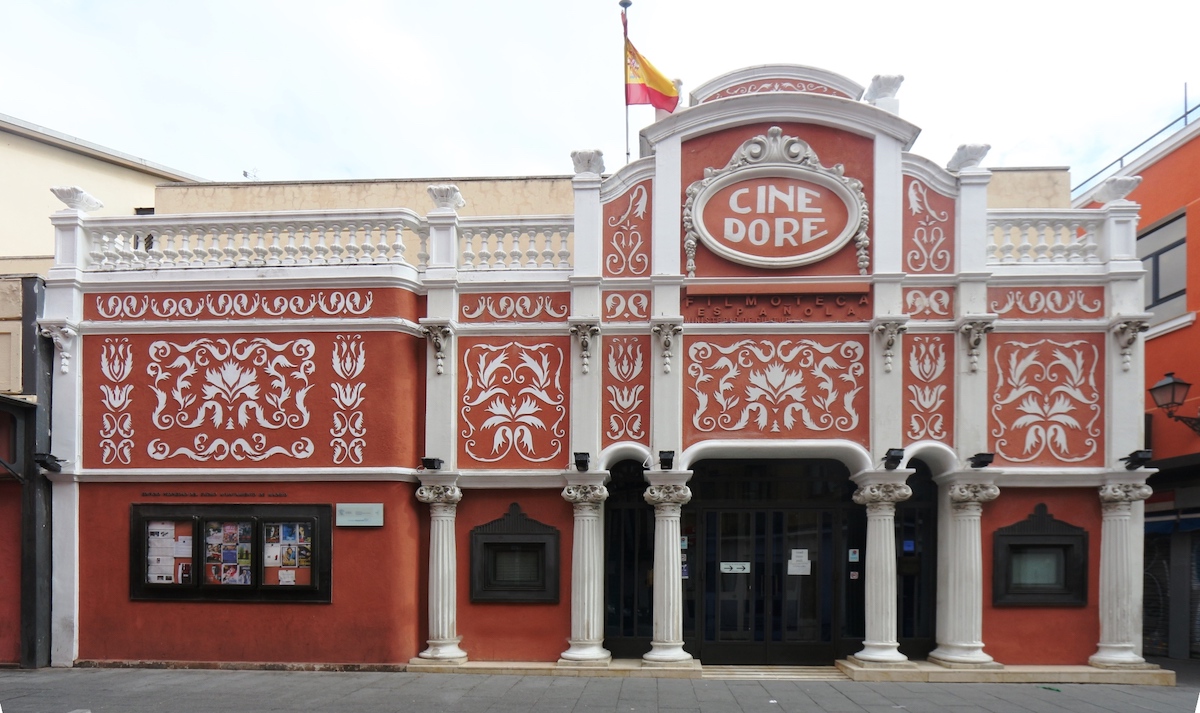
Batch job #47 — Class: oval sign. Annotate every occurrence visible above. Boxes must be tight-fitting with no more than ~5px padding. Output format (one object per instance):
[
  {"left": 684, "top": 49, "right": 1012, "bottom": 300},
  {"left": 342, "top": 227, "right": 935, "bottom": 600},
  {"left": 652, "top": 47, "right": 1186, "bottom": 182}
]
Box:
[{"left": 693, "top": 165, "right": 860, "bottom": 269}]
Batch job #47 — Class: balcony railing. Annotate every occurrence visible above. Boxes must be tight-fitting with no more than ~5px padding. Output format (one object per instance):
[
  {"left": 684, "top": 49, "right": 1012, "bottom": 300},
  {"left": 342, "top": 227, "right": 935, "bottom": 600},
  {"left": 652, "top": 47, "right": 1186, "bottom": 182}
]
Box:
[{"left": 985, "top": 210, "right": 1104, "bottom": 264}]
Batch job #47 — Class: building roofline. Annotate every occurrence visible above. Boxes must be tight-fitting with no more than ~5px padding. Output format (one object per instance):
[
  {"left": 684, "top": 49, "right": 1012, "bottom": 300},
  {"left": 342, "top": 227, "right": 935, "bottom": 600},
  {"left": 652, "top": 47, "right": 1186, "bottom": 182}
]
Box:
[
  {"left": 161, "top": 175, "right": 576, "bottom": 189},
  {"left": 0, "top": 111, "right": 206, "bottom": 183},
  {"left": 1072, "top": 117, "right": 1200, "bottom": 208}
]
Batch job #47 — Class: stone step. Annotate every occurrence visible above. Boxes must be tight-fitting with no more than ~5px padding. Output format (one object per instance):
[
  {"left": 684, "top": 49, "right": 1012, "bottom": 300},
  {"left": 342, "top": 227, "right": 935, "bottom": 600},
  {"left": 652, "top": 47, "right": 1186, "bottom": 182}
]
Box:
[{"left": 701, "top": 665, "right": 849, "bottom": 681}]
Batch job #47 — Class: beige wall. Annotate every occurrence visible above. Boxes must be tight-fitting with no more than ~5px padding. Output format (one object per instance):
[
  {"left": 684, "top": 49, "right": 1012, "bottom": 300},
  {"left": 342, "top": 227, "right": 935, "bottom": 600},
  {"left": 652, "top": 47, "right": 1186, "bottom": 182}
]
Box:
[
  {"left": 0, "top": 131, "right": 184, "bottom": 260},
  {"left": 986, "top": 167, "right": 1071, "bottom": 209},
  {"left": 155, "top": 177, "right": 575, "bottom": 216}
]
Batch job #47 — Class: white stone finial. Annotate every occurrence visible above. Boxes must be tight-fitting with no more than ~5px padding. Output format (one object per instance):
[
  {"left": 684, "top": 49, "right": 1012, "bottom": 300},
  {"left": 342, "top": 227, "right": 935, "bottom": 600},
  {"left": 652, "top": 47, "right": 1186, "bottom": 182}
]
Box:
[
  {"left": 571, "top": 150, "right": 605, "bottom": 176},
  {"left": 50, "top": 186, "right": 103, "bottom": 212},
  {"left": 864, "top": 74, "right": 903, "bottom": 102},
  {"left": 1092, "top": 175, "right": 1142, "bottom": 204},
  {"left": 427, "top": 184, "right": 465, "bottom": 211},
  {"left": 946, "top": 144, "right": 991, "bottom": 172}
]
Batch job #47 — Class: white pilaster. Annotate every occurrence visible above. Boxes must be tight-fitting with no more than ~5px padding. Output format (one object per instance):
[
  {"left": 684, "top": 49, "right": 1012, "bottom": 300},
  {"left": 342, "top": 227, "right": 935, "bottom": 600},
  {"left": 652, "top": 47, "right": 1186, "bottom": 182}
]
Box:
[
  {"left": 1089, "top": 481, "right": 1153, "bottom": 668},
  {"left": 414, "top": 479, "right": 468, "bottom": 663},
  {"left": 850, "top": 472, "right": 914, "bottom": 665},
  {"left": 559, "top": 480, "right": 611, "bottom": 664},
  {"left": 929, "top": 479, "right": 999, "bottom": 667},
  {"left": 642, "top": 476, "right": 693, "bottom": 665}
]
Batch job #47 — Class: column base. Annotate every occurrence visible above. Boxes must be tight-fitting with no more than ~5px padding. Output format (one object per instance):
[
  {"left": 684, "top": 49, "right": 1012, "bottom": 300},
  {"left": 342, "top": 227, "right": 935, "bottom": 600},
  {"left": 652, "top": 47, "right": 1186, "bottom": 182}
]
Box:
[
  {"left": 642, "top": 641, "right": 694, "bottom": 666},
  {"left": 1089, "top": 645, "right": 1157, "bottom": 669},
  {"left": 847, "top": 654, "right": 917, "bottom": 669},
  {"left": 850, "top": 641, "right": 913, "bottom": 667},
  {"left": 559, "top": 640, "right": 612, "bottom": 665},
  {"left": 928, "top": 654, "right": 1002, "bottom": 669},
  {"left": 927, "top": 645, "right": 999, "bottom": 668},
  {"left": 417, "top": 636, "right": 468, "bottom": 663}
]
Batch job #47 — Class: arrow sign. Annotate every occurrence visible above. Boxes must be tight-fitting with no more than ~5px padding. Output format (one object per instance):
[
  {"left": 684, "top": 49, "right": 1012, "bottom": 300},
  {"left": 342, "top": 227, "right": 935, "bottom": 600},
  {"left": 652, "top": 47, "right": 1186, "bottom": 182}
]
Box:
[{"left": 720, "top": 562, "right": 751, "bottom": 574}]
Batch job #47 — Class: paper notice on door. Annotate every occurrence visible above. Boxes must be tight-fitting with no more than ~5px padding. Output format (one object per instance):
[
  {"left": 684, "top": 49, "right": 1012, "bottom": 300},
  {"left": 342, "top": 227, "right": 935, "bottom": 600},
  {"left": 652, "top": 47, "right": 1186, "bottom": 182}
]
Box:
[
  {"left": 787, "top": 559, "right": 812, "bottom": 576},
  {"left": 790, "top": 549, "right": 809, "bottom": 563}
]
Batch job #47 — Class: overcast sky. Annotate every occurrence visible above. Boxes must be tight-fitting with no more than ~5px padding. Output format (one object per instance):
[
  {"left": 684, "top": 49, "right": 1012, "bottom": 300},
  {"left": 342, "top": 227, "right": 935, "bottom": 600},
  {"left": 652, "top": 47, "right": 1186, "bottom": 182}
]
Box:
[{"left": 2, "top": 0, "right": 1195, "bottom": 192}]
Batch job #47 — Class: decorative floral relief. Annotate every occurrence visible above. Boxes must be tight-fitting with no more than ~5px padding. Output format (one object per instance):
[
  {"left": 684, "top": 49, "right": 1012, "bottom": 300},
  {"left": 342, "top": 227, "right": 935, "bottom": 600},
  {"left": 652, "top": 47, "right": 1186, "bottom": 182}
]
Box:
[
  {"left": 460, "top": 341, "right": 567, "bottom": 465},
  {"left": 905, "top": 336, "right": 952, "bottom": 442},
  {"left": 686, "top": 338, "right": 866, "bottom": 440},
  {"left": 330, "top": 335, "right": 367, "bottom": 464},
  {"left": 604, "top": 337, "right": 649, "bottom": 444},
  {"left": 604, "top": 182, "right": 651, "bottom": 277},
  {"left": 991, "top": 337, "right": 1102, "bottom": 465},
  {"left": 904, "top": 178, "right": 953, "bottom": 273},
  {"left": 460, "top": 293, "right": 570, "bottom": 322},
  {"left": 603, "top": 291, "right": 650, "bottom": 321},
  {"left": 989, "top": 288, "right": 1104, "bottom": 318},
  {"left": 95, "top": 291, "right": 374, "bottom": 320},
  {"left": 705, "top": 80, "right": 846, "bottom": 101},
  {"left": 99, "top": 338, "right": 135, "bottom": 465},
  {"left": 145, "top": 337, "right": 316, "bottom": 462},
  {"left": 903, "top": 288, "right": 953, "bottom": 318}
]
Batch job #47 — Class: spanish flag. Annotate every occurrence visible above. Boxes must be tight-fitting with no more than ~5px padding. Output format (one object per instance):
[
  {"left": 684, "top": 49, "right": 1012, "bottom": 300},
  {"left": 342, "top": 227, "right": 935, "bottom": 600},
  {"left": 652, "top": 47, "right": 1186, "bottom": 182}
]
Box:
[{"left": 623, "top": 15, "right": 679, "bottom": 113}]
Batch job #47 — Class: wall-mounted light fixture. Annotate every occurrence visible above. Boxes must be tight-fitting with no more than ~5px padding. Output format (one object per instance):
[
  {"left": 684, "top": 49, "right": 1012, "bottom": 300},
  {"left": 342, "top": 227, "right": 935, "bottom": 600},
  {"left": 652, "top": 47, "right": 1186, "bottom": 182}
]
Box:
[
  {"left": 421, "top": 457, "right": 444, "bottom": 471},
  {"left": 968, "top": 453, "right": 995, "bottom": 469},
  {"left": 883, "top": 448, "right": 905, "bottom": 471},
  {"left": 574, "top": 452, "right": 590, "bottom": 472},
  {"left": 1120, "top": 449, "right": 1153, "bottom": 470},
  {"left": 659, "top": 450, "right": 675, "bottom": 470},
  {"left": 1149, "top": 372, "right": 1200, "bottom": 435}
]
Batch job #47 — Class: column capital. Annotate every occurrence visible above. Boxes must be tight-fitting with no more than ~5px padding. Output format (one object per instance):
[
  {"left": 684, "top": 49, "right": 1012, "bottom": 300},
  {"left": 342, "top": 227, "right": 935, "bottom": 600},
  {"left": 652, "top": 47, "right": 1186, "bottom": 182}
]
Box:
[
  {"left": 852, "top": 482, "right": 912, "bottom": 506},
  {"left": 563, "top": 483, "right": 608, "bottom": 505},
  {"left": 949, "top": 482, "right": 1000, "bottom": 507},
  {"left": 1098, "top": 482, "right": 1151, "bottom": 512},
  {"left": 416, "top": 484, "right": 462, "bottom": 505},
  {"left": 645, "top": 483, "right": 691, "bottom": 506}
]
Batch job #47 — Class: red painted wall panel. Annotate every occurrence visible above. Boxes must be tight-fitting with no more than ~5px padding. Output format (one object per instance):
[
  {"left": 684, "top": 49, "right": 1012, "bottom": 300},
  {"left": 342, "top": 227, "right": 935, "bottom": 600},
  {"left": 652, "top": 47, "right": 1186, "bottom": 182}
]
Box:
[
  {"left": 981, "top": 488, "right": 1101, "bottom": 664},
  {"left": 0, "top": 481, "right": 21, "bottom": 664},
  {"left": 77, "top": 481, "right": 423, "bottom": 665},
  {"left": 454, "top": 489, "right": 573, "bottom": 661}
]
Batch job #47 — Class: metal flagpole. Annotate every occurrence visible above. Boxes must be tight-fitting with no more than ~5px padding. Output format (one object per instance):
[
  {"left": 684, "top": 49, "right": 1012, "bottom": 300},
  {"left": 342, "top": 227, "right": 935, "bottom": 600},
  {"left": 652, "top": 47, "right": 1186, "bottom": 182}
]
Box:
[{"left": 621, "top": 0, "right": 631, "bottom": 164}]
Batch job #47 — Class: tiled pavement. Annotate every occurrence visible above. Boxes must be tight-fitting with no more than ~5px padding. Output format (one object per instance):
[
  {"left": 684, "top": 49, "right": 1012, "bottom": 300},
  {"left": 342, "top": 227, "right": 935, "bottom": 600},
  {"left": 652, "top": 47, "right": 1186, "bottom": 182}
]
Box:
[{"left": 0, "top": 662, "right": 1197, "bottom": 713}]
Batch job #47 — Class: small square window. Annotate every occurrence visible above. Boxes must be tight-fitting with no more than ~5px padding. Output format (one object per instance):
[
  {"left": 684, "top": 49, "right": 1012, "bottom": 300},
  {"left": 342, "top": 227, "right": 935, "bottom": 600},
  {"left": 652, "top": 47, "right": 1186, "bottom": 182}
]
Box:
[
  {"left": 993, "top": 504, "right": 1087, "bottom": 607},
  {"left": 470, "top": 503, "right": 559, "bottom": 603}
]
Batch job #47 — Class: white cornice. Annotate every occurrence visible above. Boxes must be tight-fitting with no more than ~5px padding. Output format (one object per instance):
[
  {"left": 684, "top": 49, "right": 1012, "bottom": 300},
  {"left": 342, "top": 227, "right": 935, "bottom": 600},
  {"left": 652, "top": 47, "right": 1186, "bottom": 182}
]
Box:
[
  {"left": 0, "top": 111, "right": 205, "bottom": 183},
  {"left": 902, "top": 153, "right": 959, "bottom": 196},
  {"left": 600, "top": 157, "right": 655, "bottom": 203},
  {"left": 640, "top": 93, "right": 921, "bottom": 151},
  {"left": 689, "top": 64, "right": 865, "bottom": 105}
]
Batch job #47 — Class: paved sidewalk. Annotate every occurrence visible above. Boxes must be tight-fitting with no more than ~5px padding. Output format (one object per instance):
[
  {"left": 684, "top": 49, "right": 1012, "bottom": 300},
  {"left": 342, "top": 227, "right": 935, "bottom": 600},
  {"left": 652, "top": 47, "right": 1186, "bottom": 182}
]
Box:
[{"left": 1, "top": 666, "right": 1197, "bottom": 713}]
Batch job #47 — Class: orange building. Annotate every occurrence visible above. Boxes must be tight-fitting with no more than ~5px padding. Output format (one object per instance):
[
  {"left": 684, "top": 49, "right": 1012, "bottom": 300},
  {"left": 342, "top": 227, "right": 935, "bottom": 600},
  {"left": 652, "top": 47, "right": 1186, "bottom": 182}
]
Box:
[
  {"left": 28, "top": 64, "right": 1170, "bottom": 682},
  {"left": 1076, "top": 108, "right": 1200, "bottom": 662}
]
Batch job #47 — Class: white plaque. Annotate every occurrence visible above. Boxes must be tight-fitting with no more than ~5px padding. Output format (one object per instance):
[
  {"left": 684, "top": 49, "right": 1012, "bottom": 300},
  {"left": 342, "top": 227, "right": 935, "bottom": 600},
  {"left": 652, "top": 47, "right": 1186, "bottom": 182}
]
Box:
[
  {"left": 787, "top": 559, "right": 812, "bottom": 576},
  {"left": 720, "top": 562, "right": 751, "bottom": 574},
  {"left": 790, "top": 548, "right": 809, "bottom": 562},
  {"left": 336, "top": 503, "right": 384, "bottom": 527}
]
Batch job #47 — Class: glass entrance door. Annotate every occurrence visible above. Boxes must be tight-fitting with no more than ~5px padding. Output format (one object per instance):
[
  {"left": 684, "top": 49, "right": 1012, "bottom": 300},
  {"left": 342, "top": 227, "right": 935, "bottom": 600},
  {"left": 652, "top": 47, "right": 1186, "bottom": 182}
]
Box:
[{"left": 700, "top": 508, "right": 837, "bottom": 664}]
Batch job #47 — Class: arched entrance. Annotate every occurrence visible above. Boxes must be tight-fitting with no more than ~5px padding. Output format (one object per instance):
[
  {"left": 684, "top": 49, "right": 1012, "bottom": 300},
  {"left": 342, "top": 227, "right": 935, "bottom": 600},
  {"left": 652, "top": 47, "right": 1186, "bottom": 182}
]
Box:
[{"left": 602, "top": 457, "right": 936, "bottom": 665}]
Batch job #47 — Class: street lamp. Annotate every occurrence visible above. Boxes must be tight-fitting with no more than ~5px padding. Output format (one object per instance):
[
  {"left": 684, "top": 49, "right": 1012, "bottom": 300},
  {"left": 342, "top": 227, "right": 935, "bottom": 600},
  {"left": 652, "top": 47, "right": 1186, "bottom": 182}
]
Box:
[{"left": 1148, "top": 372, "right": 1200, "bottom": 435}]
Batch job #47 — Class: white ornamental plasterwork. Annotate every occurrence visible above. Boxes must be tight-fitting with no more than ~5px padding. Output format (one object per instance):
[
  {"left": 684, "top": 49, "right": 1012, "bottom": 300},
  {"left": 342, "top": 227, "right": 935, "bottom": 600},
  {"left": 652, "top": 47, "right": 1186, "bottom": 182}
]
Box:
[
  {"left": 606, "top": 337, "right": 646, "bottom": 442},
  {"left": 145, "top": 337, "right": 316, "bottom": 462},
  {"left": 905, "top": 180, "right": 951, "bottom": 272},
  {"left": 95, "top": 291, "right": 374, "bottom": 320},
  {"left": 605, "top": 184, "right": 650, "bottom": 276},
  {"left": 688, "top": 339, "right": 865, "bottom": 434},
  {"left": 99, "top": 337, "right": 135, "bottom": 465},
  {"left": 460, "top": 342, "right": 566, "bottom": 463},
  {"left": 461, "top": 295, "right": 569, "bottom": 321},
  {"left": 906, "top": 337, "right": 948, "bottom": 441},
  {"left": 904, "top": 289, "right": 952, "bottom": 318},
  {"left": 603, "top": 292, "right": 649, "bottom": 321},
  {"left": 991, "top": 339, "right": 1102, "bottom": 464},
  {"left": 990, "top": 289, "right": 1103, "bottom": 317},
  {"left": 707, "top": 81, "right": 844, "bottom": 101},
  {"left": 330, "top": 335, "right": 367, "bottom": 464}
]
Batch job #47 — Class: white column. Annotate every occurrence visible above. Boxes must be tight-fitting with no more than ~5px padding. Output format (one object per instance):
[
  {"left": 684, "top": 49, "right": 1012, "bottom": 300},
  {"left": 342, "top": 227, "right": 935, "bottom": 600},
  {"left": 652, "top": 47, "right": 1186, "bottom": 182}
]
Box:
[
  {"left": 851, "top": 477, "right": 913, "bottom": 665},
  {"left": 1090, "top": 481, "right": 1153, "bottom": 667},
  {"left": 560, "top": 482, "right": 611, "bottom": 664},
  {"left": 642, "top": 482, "right": 693, "bottom": 665},
  {"left": 414, "top": 482, "right": 468, "bottom": 663},
  {"left": 929, "top": 481, "right": 999, "bottom": 667}
]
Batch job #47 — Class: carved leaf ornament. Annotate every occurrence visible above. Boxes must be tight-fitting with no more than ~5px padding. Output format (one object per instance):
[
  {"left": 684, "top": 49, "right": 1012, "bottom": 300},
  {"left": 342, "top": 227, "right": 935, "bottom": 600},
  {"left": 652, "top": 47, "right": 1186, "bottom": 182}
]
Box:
[{"left": 683, "top": 126, "right": 869, "bottom": 276}]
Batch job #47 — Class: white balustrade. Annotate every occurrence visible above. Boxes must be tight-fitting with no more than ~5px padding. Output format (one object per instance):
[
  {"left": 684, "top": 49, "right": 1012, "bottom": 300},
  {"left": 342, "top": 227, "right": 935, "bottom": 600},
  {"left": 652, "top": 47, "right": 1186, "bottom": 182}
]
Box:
[
  {"left": 457, "top": 217, "right": 572, "bottom": 271},
  {"left": 985, "top": 210, "right": 1103, "bottom": 264},
  {"left": 70, "top": 210, "right": 575, "bottom": 274}
]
